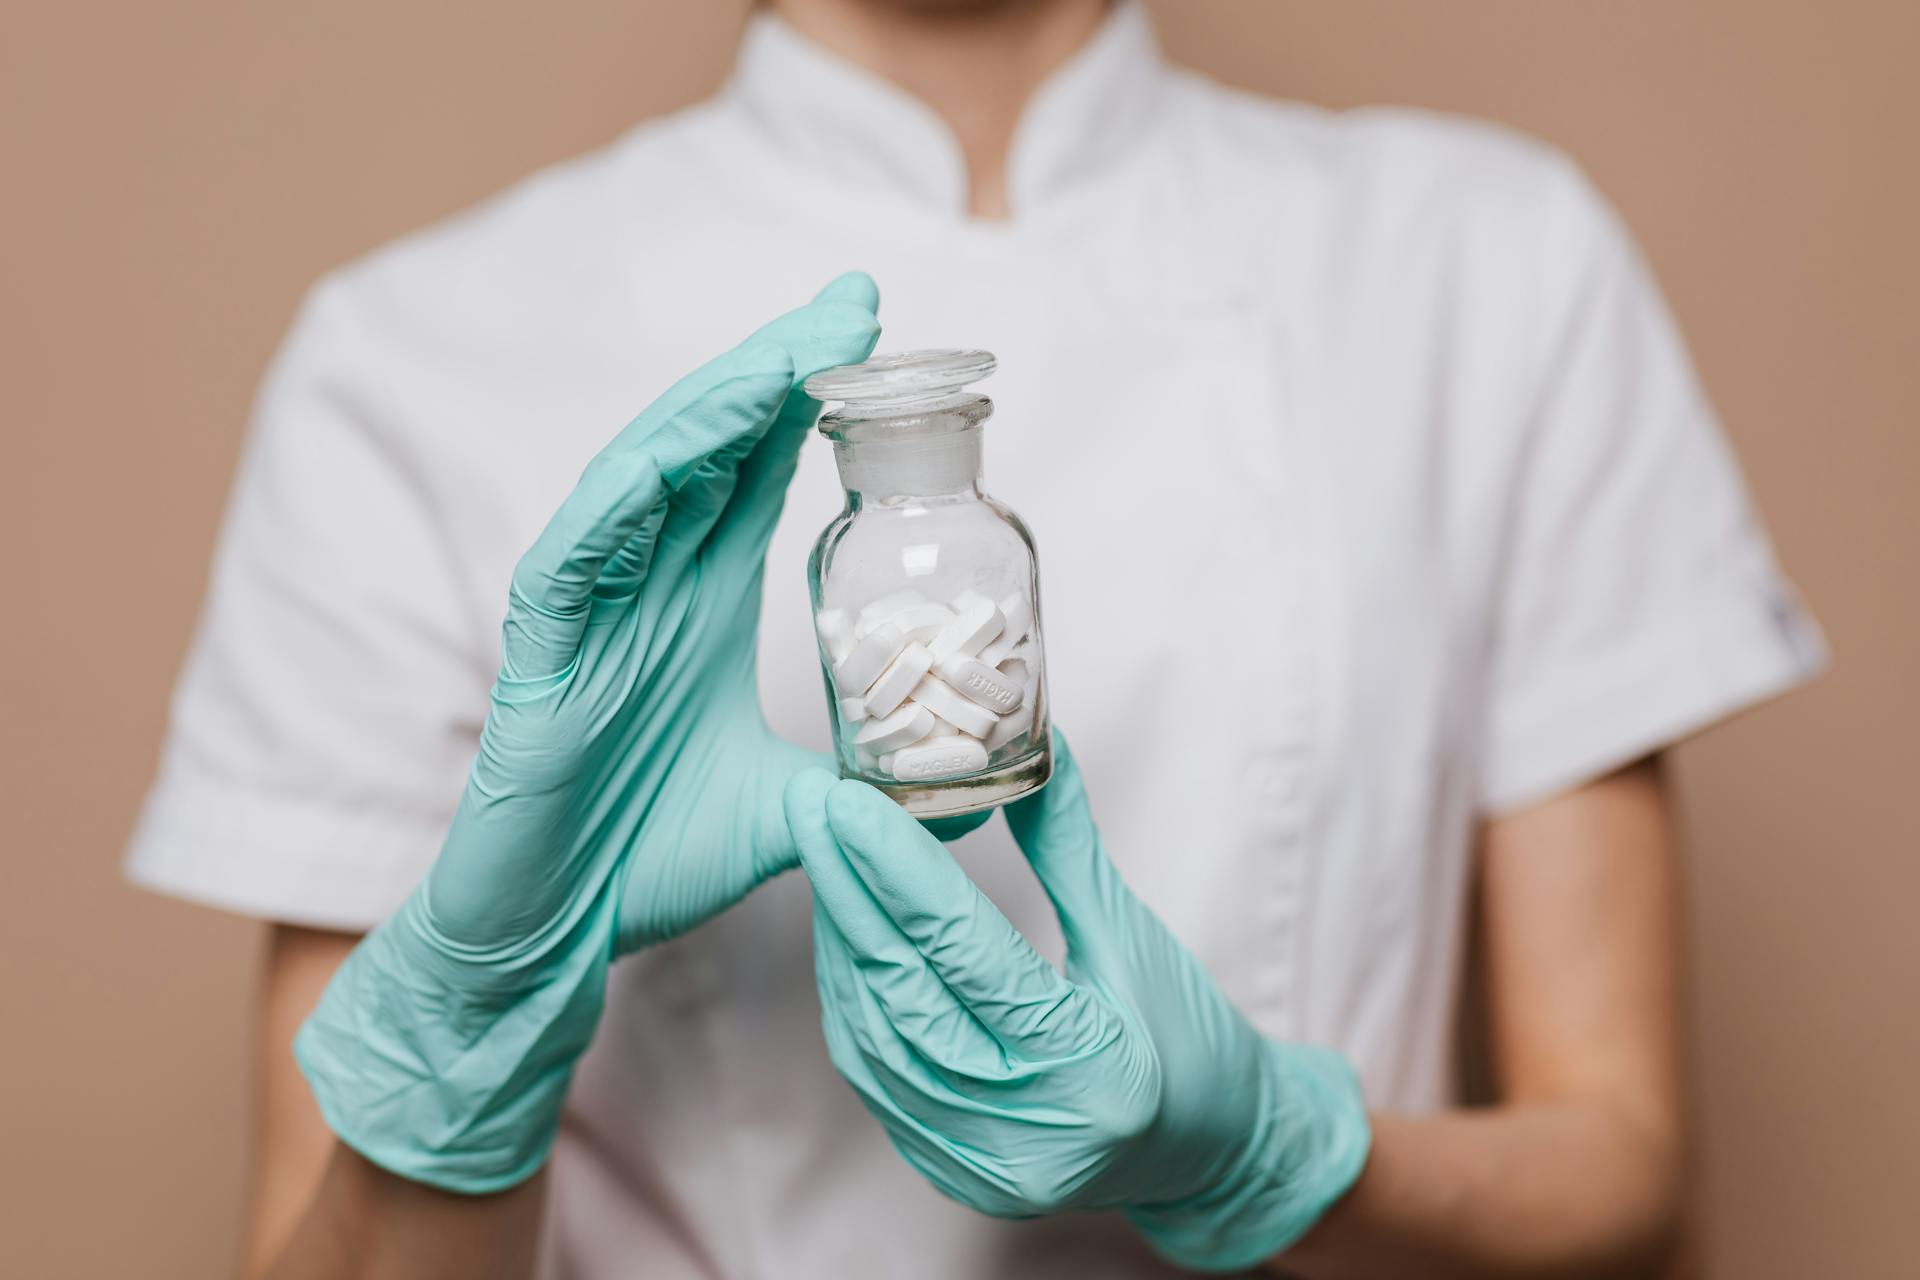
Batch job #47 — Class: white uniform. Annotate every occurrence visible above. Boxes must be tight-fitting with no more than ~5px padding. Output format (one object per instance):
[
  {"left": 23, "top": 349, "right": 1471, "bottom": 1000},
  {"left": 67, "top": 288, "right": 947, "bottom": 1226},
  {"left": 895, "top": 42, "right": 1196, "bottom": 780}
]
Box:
[{"left": 126, "top": 6, "right": 1823, "bottom": 1276}]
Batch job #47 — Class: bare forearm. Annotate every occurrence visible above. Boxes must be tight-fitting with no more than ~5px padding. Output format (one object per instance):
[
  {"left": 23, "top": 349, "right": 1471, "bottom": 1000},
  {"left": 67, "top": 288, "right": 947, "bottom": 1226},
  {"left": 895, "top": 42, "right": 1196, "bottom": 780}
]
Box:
[
  {"left": 262, "top": 1144, "right": 545, "bottom": 1280},
  {"left": 1279, "top": 760, "right": 1691, "bottom": 1277},
  {"left": 1278, "top": 1105, "right": 1682, "bottom": 1279}
]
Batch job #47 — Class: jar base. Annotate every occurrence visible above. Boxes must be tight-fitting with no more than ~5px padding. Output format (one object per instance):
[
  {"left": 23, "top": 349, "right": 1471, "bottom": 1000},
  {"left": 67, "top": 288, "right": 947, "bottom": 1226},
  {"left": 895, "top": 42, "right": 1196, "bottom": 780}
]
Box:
[{"left": 865, "top": 743, "right": 1053, "bottom": 819}]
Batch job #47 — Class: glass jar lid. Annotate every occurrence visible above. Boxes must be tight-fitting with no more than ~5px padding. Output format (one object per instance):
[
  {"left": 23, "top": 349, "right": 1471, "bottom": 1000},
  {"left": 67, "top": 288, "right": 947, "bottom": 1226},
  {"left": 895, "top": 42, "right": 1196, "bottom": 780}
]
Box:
[{"left": 805, "top": 348, "right": 996, "bottom": 407}]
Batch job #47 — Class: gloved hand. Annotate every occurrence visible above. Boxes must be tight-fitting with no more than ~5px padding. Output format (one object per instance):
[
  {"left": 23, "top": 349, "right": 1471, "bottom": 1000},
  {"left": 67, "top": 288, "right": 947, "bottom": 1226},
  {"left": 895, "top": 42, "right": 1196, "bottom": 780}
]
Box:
[
  {"left": 294, "top": 274, "right": 881, "bottom": 1192},
  {"left": 788, "top": 732, "right": 1371, "bottom": 1271}
]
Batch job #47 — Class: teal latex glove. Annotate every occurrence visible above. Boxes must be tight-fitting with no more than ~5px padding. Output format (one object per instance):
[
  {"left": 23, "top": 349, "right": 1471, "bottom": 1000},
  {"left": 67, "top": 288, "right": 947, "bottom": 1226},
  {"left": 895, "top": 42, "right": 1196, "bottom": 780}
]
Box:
[
  {"left": 788, "top": 732, "right": 1371, "bottom": 1271},
  {"left": 294, "top": 274, "right": 881, "bottom": 1193}
]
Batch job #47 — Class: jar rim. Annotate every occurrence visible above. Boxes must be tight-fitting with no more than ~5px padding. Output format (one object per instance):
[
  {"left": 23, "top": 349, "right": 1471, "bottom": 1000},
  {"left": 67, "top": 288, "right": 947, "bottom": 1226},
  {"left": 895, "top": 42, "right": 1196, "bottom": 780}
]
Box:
[{"left": 804, "top": 348, "right": 996, "bottom": 406}]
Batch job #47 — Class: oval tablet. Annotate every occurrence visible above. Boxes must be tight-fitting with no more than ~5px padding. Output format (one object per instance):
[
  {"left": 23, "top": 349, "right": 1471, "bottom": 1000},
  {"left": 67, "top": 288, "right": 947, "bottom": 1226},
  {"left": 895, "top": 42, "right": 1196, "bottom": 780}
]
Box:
[
  {"left": 832, "top": 624, "right": 907, "bottom": 696},
  {"left": 975, "top": 632, "right": 1016, "bottom": 667},
  {"left": 935, "top": 655, "right": 1024, "bottom": 714},
  {"left": 816, "top": 609, "right": 856, "bottom": 664},
  {"left": 882, "top": 601, "right": 955, "bottom": 644},
  {"left": 991, "top": 637, "right": 1038, "bottom": 673},
  {"left": 837, "top": 696, "right": 868, "bottom": 722},
  {"left": 891, "top": 737, "right": 989, "bottom": 782},
  {"left": 862, "top": 642, "right": 934, "bottom": 718},
  {"left": 976, "top": 592, "right": 1032, "bottom": 665},
  {"left": 928, "top": 598, "right": 1005, "bottom": 663},
  {"left": 909, "top": 675, "right": 998, "bottom": 738},
  {"left": 984, "top": 702, "right": 1035, "bottom": 753},
  {"left": 997, "top": 591, "right": 1033, "bottom": 643},
  {"left": 853, "top": 702, "right": 936, "bottom": 752},
  {"left": 855, "top": 588, "right": 927, "bottom": 638}
]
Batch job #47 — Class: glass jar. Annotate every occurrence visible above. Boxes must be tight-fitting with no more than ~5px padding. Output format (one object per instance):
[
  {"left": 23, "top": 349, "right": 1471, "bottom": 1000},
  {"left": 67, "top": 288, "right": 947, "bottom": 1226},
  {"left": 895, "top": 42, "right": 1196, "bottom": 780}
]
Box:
[{"left": 802, "top": 349, "right": 1051, "bottom": 818}]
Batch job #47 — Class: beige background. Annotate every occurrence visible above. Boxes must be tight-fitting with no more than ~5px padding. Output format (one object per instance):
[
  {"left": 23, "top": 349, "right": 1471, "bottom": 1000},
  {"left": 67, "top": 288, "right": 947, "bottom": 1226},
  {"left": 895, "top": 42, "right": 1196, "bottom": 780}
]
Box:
[{"left": 3, "top": 2, "right": 1914, "bottom": 1275}]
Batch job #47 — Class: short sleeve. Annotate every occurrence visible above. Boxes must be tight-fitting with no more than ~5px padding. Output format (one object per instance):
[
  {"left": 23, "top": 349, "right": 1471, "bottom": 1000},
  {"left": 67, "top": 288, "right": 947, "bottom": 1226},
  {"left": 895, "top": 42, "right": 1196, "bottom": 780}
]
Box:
[
  {"left": 125, "top": 277, "right": 490, "bottom": 928},
  {"left": 1477, "top": 163, "right": 1826, "bottom": 813}
]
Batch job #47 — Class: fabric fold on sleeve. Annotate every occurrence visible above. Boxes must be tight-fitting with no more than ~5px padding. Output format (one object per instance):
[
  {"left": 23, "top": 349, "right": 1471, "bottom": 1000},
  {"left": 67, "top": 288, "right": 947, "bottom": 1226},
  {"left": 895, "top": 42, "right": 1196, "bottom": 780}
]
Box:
[
  {"left": 1474, "top": 155, "right": 1826, "bottom": 814},
  {"left": 125, "top": 765, "right": 455, "bottom": 929},
  {"left": 124, "top": 273, "right": 488, "bottom": 928},
  {"left": 1479, "top": 577, "right": 1825, "bottom": 814}
]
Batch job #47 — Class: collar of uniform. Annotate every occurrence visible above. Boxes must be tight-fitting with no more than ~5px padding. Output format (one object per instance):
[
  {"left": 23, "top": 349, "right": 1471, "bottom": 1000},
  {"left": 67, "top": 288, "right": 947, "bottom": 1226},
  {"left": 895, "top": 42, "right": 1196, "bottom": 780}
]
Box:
[{"left": 725, "top": 1, "right": 1167, "bottom": 219}]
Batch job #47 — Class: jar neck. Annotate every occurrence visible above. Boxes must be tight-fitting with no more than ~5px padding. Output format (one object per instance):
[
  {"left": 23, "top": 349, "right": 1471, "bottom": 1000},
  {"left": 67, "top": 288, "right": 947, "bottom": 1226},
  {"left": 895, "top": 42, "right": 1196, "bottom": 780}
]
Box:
[
  {"left": 821, "top": 394, "right": 991, "bottom": 504},
  {"left": 833, "top": 429, "right": 984, "bottom": 503}
]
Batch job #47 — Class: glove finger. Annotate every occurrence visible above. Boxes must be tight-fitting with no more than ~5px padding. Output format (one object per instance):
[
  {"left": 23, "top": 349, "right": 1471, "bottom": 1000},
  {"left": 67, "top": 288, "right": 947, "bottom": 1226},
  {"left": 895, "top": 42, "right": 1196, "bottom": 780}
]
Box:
[
  {"left": 823, "top": 779, "right": 1112, "bottom": 1061},
  {"left": 1003, "top": 729, "right": 1132, "bottom": 960},
  {"left": 641, "top": 445, "right": 761, "bottom": 598},
  {"left": 814, "top": 888, "right": 1020, "bottom": 1085},
  {"left": 809, "top": 906, "right": 1023, "bottom": 1211},
  {"left": 591, "top": 500, "right": 669, "bottom": 602},
  {"left": 509, "top": 281, "right": 878, "bottom": 660},
  {"left": 595, "top": 286, "right": 874, "bottom": 481},
  {"left": 705, "top": 273, "right": 881, "bottom": 574},
  {"left": 810, "top": 268, "right": 883, "bottom": 311},
  {"left": 501, "top": 344, "right": 793, "bottom": 678},
  {"left": 788, "top": 770, "right": 1002, "bottom": 1069},
  {"left": 650, "top": 290, "right": 880, "bottom": 593},
  {"left": 593, "top": 278, "right": 850, "bottom": 600}
]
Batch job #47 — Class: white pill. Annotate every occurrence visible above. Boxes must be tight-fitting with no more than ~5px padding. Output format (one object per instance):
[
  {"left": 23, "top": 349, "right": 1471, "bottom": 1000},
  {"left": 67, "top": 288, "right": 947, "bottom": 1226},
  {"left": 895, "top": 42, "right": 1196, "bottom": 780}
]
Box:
[
  {"left": 909, "top": 675, "right": 999, "bottom": 738},
  {"left": 855, "top": 588, "right": 927, "bottom": 637},
  {"left": 832, "top": 624, "right": 907, "bottom": 696},
  {"left": 853, "top": 744, "right": 882, "bottom": 772},
  {"left": 882, "top": 601, "right": 955, "bottom": 644},
  {"left": 976, "top": 632, "right": 1016, "bottom": 667},
  {"left": 891, "top": 736, "right": 989, "bottom": 782},
  {"left": 837, "top": 695, "right": 868, "bottom": 722},
  {"left": 854, "top": 702, "right": 936, "bottom": 752},
  {"left": 984, "top": 637, "right": 1037, "bottom": 674},
  {"left": 976, "top": 593, "right": 1031, "bottom": 664},
  {"left": 984, "top": 702, "right": 1035, "bottom": 753},
  {"left": 934, "top": 655, "right": 1025, "bottom": 714},
  {"left": 995, "top": 657, "right": 1031, "bottom": 690},
  {"left": 816, "top": 609, "right": 856, "bottom": 663},
  {"left": 950, "top": 587, "right": 990, "bottom": 613},
  {"left": 997, "top": 591, "right": 1033, "bottom": 643},
  {"left": 930, "top": 720, "right": 960, "bottom": 738},
  {"left": 928, "top": 598, "right": 1004, "bottom": 663},
  {"left": 862, "top": 642, "right": 934, "bottom": 718}
]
